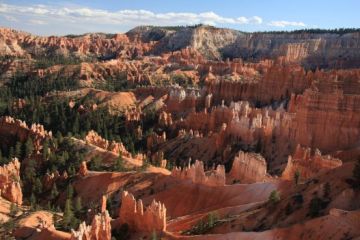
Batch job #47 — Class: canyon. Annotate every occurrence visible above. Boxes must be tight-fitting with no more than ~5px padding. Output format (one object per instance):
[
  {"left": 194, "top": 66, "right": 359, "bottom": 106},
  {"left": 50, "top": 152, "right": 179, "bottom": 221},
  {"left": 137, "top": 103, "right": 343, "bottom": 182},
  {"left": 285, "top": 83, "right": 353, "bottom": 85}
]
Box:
[{"left": 0, "top": 25, "right": 359, "bottom": 240}]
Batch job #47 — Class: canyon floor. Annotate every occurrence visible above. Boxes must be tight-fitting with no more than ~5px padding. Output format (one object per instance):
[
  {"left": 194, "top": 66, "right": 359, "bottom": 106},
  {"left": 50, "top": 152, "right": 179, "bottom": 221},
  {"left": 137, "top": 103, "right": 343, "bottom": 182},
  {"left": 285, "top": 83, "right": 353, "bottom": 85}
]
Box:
[{"left": 0, "top": 25, "right": 360, "bottom": 240}]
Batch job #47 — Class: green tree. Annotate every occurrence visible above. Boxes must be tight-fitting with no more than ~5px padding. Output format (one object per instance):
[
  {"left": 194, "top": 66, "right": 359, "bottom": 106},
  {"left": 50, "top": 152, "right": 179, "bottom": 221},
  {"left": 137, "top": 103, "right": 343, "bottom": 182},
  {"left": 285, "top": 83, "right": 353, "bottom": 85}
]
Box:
[
  {"left": 15, "top": 141, "right": 22, "bottom": 159},
  {"left": 30, "top": 193, "right": 36, "bottom": 210},
  {"left": 309, "top": 195, "right": 322, "bottom": 217},
  {"left": 208, "top": 211, "right": 218, "bottom": 228},
  {"left": 63, "top": 198, "right": 74, "bottom": 229},
  {"left": 33, "top": 177, "right": 43, "bottom": 195},
  {"left": 50, "top": 183, "right": 59, "bottom": 200},
  {"left": 8, "top": 147, "right": 14, "bottom": 159},
  {"left": 66, "top": 185, "right": 74, "bottom": 199},
  {"left": 294, "top": 170, "right": 300, "bottom": 185},
  {"left": 114, "top": 152, "right": 125, "bottom": 171},
  {"left": 353, "top": 158, "right": 360, "bottom": 187},
  {"left": 42, "top": 139, "right": 49, "bottom": 160},
  {"left": 25, "top": 158, "right": 36, "bottom": 181},
  {"left": 25, "top": 138, "right": 34, "bottom": 157},
  {"left": 90, "top": 156, "right": 102, "bottom": 170},
  {"left": 74, "top": 197, "right": 82, "bottom": 214},
  {"left": 323, "top": 182, "right": 331, "bottom": 199},
  {"left": 9, "top": 203, "right": 18, "bottom": 217},
  {"left": 268, "top": 190, "right": 281, "bottom": 204},
  {"left": 152, "top": 230, "right": 158, "bottom": 240}
]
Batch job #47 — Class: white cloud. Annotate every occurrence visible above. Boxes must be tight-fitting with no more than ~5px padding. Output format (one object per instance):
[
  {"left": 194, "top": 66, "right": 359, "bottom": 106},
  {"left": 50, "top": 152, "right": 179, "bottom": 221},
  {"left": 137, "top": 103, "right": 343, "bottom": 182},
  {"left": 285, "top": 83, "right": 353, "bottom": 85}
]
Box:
[
  {"left": 268, "top": 21, "right": 306, "bottom": 28},
  {"left": 0, "top": 2, "right": 306, "bottom": 34},
  {"left": 0, "top": 3, "right": 263, "bottom": 28},
  {"left": 3, "top": 15, "right": 18, "bottom": 22},
  {"left": 28, "top": 19, "right": 46, "bottom": 25}
]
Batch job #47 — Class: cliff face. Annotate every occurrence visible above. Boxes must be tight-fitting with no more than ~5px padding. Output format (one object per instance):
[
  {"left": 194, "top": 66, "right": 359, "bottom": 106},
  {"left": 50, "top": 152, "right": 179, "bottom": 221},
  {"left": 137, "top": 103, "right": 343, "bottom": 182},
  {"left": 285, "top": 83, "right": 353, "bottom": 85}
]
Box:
[
  {"left": 71, "top": 210, "right": 112, "bottom": 240},
  {"left": 119, "top": 191, "right": 166, "bottom": 233},
  {"left": 171, "top": 160, "right": 226, "bottom": 187},
  {"left": 289, "top": 71, "right": 360, "bottom": 151},
  {"left": 0, "top": 158, "right": 23, "bottom": 205},
  {"left": 3, "top": 26, "right": 360, "bottom": 69},
  {"left": 229, "top": 151, "right": 267, "bottom": 183},
  {"left": 282, "top": 145, "right": 342, "bottom": 181},
  {"left": 0, "top": 116, "right": 52, "bottom": 152},
  {"left": 85, "top": 130, "right": 129, "bottom": 156},
  {"left": 223, "top": 32, "right": 360, "bottom": 68},
  {"left": 0, "top": 28, "right": 149, "bottom": 60}
]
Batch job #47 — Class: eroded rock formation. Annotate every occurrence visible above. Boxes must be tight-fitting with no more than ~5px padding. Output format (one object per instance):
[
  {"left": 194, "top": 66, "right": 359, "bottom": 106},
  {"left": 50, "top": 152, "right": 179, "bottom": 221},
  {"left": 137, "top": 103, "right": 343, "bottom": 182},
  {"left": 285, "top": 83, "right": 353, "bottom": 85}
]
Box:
[
  {"left": 282, "top": 145, "right": 343, "bottom": 181},
  {"left": 0, "top": 158, "right": 23, "bottom": 205},
  {"left": 229, "top": 151, "right": 267, "bottom": 183},
  {"left": 0, "top": 116, "right": 52, "bottom": 152},
  {"left": 119, "top": 191, "right": 166, "bottom": 233},
  {"left": 85, "top": 130, "right": 129, "bottom": 156},
  {"left": 79, "top": 161, "right": 88, "bottom": 177},
  {"left": 171, "top": 160, "right": 226, "bottom": 186},
  {"left": 71, "top": 210, "right": 112, "bottom": 240}
]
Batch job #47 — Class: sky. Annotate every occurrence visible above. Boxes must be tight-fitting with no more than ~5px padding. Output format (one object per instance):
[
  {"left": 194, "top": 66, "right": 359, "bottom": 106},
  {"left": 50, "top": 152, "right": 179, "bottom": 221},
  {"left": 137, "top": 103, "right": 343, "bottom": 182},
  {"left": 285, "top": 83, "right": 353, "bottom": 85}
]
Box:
[{"left": 0, "top": 0, "right": 359, "bottom": 36}]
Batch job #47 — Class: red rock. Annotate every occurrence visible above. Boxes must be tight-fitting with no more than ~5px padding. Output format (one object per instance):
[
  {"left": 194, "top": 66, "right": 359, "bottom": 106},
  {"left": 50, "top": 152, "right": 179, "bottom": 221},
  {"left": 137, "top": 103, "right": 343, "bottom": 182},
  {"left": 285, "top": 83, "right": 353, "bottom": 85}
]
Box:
[
  {"left": 0, "top": 116, "right": 52, "bottom": 152},
  {"left": 0, "top": 158, "right": 23, "bottom": 205},
  {"left": 71, "top": 210, "right": 112, "bottom": 240},
  {"left": 171, "top": 160, "right": 226, "bottom": 187},
  {"left": 119, "top": 191, "right": 166, "bottom": 233},
  {"left": 229, "top": 151, "right": 267, "bottom": 183},
  {"left": 282, "top": 145, "right": 342, "bottom": 181},
  {"left": 85, "top": 130, "right": 129, "bottom": 156},
  {"left": 79, "top": 161, "right": 88, "bottom": 177}
]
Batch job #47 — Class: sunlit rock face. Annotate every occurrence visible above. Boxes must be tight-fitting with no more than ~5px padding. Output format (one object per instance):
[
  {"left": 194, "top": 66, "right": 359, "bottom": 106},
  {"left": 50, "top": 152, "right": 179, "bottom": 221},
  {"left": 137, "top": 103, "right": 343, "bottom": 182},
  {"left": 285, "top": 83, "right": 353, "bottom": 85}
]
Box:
[
  {"left": 118, "top": 191, "right": 167, "bottom": 233},
  {"left": 71, "top": 210, "right": 112, "bottom": 240},
  {"left": 0, "top": 158, "right": 23, "bottom": 205},
  {"left": 171, "top": 160, "right": 226, "bottom": 186},
  {"left": 229, "top": 151, "right": 267, "bottom": 183},
  {"left": 282, "top": 145, "right": 342, "bottom": 181}
]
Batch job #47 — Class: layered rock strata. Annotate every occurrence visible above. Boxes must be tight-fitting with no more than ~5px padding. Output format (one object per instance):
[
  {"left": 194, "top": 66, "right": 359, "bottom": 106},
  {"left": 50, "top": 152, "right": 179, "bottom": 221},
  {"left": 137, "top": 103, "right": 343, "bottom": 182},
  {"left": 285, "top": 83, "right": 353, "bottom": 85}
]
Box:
[
  {"left": 119, "top": 191, "right": 166, "bottom": 233},
  {"left": 171, "top": 160, "right": 226, "bottom": 187},
  {"left": 71, "top": 210, "right": 112, "bottom": 240},
  {"left": 0, "top": 158, "right": 23, "bottom": 205},
  {"left": 229, "top": 151, "right": 267, "bottom": 183},
  {"left": 282, "top": 145, "right": 343, "bottom": 181}
]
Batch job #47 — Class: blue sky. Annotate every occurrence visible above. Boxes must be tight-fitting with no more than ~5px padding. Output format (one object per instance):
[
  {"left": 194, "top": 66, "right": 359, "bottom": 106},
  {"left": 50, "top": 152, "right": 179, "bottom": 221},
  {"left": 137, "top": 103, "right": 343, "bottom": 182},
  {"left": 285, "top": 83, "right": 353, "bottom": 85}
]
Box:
[{"left": 0, "top": 0, "right": 359, "bottom": 35}]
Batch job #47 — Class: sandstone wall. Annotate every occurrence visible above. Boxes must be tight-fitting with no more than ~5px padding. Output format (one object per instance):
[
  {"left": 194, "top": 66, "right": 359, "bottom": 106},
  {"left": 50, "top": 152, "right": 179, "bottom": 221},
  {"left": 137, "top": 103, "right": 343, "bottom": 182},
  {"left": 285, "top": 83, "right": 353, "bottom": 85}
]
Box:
[
  {"left": 119, "top": 191, "right": 166, "bottom": 233},
  {"left": 0, "top": 158, "right": 23, "bottom": 205},
  {"left": 85, "top": 130, "right": 129, "bottom": 156},
  {"left": 229, "top": 151, "right": 267, "bottom": 183},
  {"left": 282, "top": 145, "right": 342, "bottom": 181},
  {"left": 71, "top": 210, "right": 111, "bottom": 240},
  {"left": 0, "top": 116, "right": 52, "bottom": 152},
  {"left": 171, "top": 160, "right": 226, "bottom": 187}
]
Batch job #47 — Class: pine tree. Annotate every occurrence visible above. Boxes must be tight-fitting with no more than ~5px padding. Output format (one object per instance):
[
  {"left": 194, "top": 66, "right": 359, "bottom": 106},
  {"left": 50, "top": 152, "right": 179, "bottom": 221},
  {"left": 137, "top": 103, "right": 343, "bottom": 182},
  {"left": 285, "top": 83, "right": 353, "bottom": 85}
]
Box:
[
  {"left": 15, "top": 141, "right": 22, "bottom": 159},
  {"left": 9, "top": 203, "right": 18, "bottom": 217},
  {"left": 294, "top": 170, "right": 300, "bottom": 185},
  {"left": 9, "top": 147, "right": 14, "bottom": 159},
  {"left": 25, "top": 138, "right": 34, "bottom": 157},
  {"left": 0, "top": 149, "right": 4, "bottom": 165},
  {"left": 50, "top": 183, "right": 59, "bottom": 200},
  {"left": 72, "top": 113, "right": 80, "bottom": 134},
  {"left": 74, "top": 197, "right": 82, "bottom": 214},
  {"left": 309, "top": 195, "right": 322, "bottom": 217},
  {"left": 268, "top": 190, "right": 281, "bottom": 204},
  {"left": 353, "top": 158, "right": 360, "bottom": 187},
  {"left": 30, "top": 193, "right": 36, "bottom": 211},
  {"left": 33, "top": 177, "right": 43, "bottom": 194},
  {"left": 43, "top": 139, "right": 49, "bottom": 160},
  {"left": 66, "top": 185, "right": 74, "bottom": 199},
  {"left": 114, "top": 152, "right": 124, "bottom": 171},
  {"left": 323, "top": 182, "right": 331, "bottom": 199},
  {"left": 25, "top": 158, "right": 36, "bottom": 181},
  {"left": 63, "top": 198, "right": 74, "bottom": 229}
]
